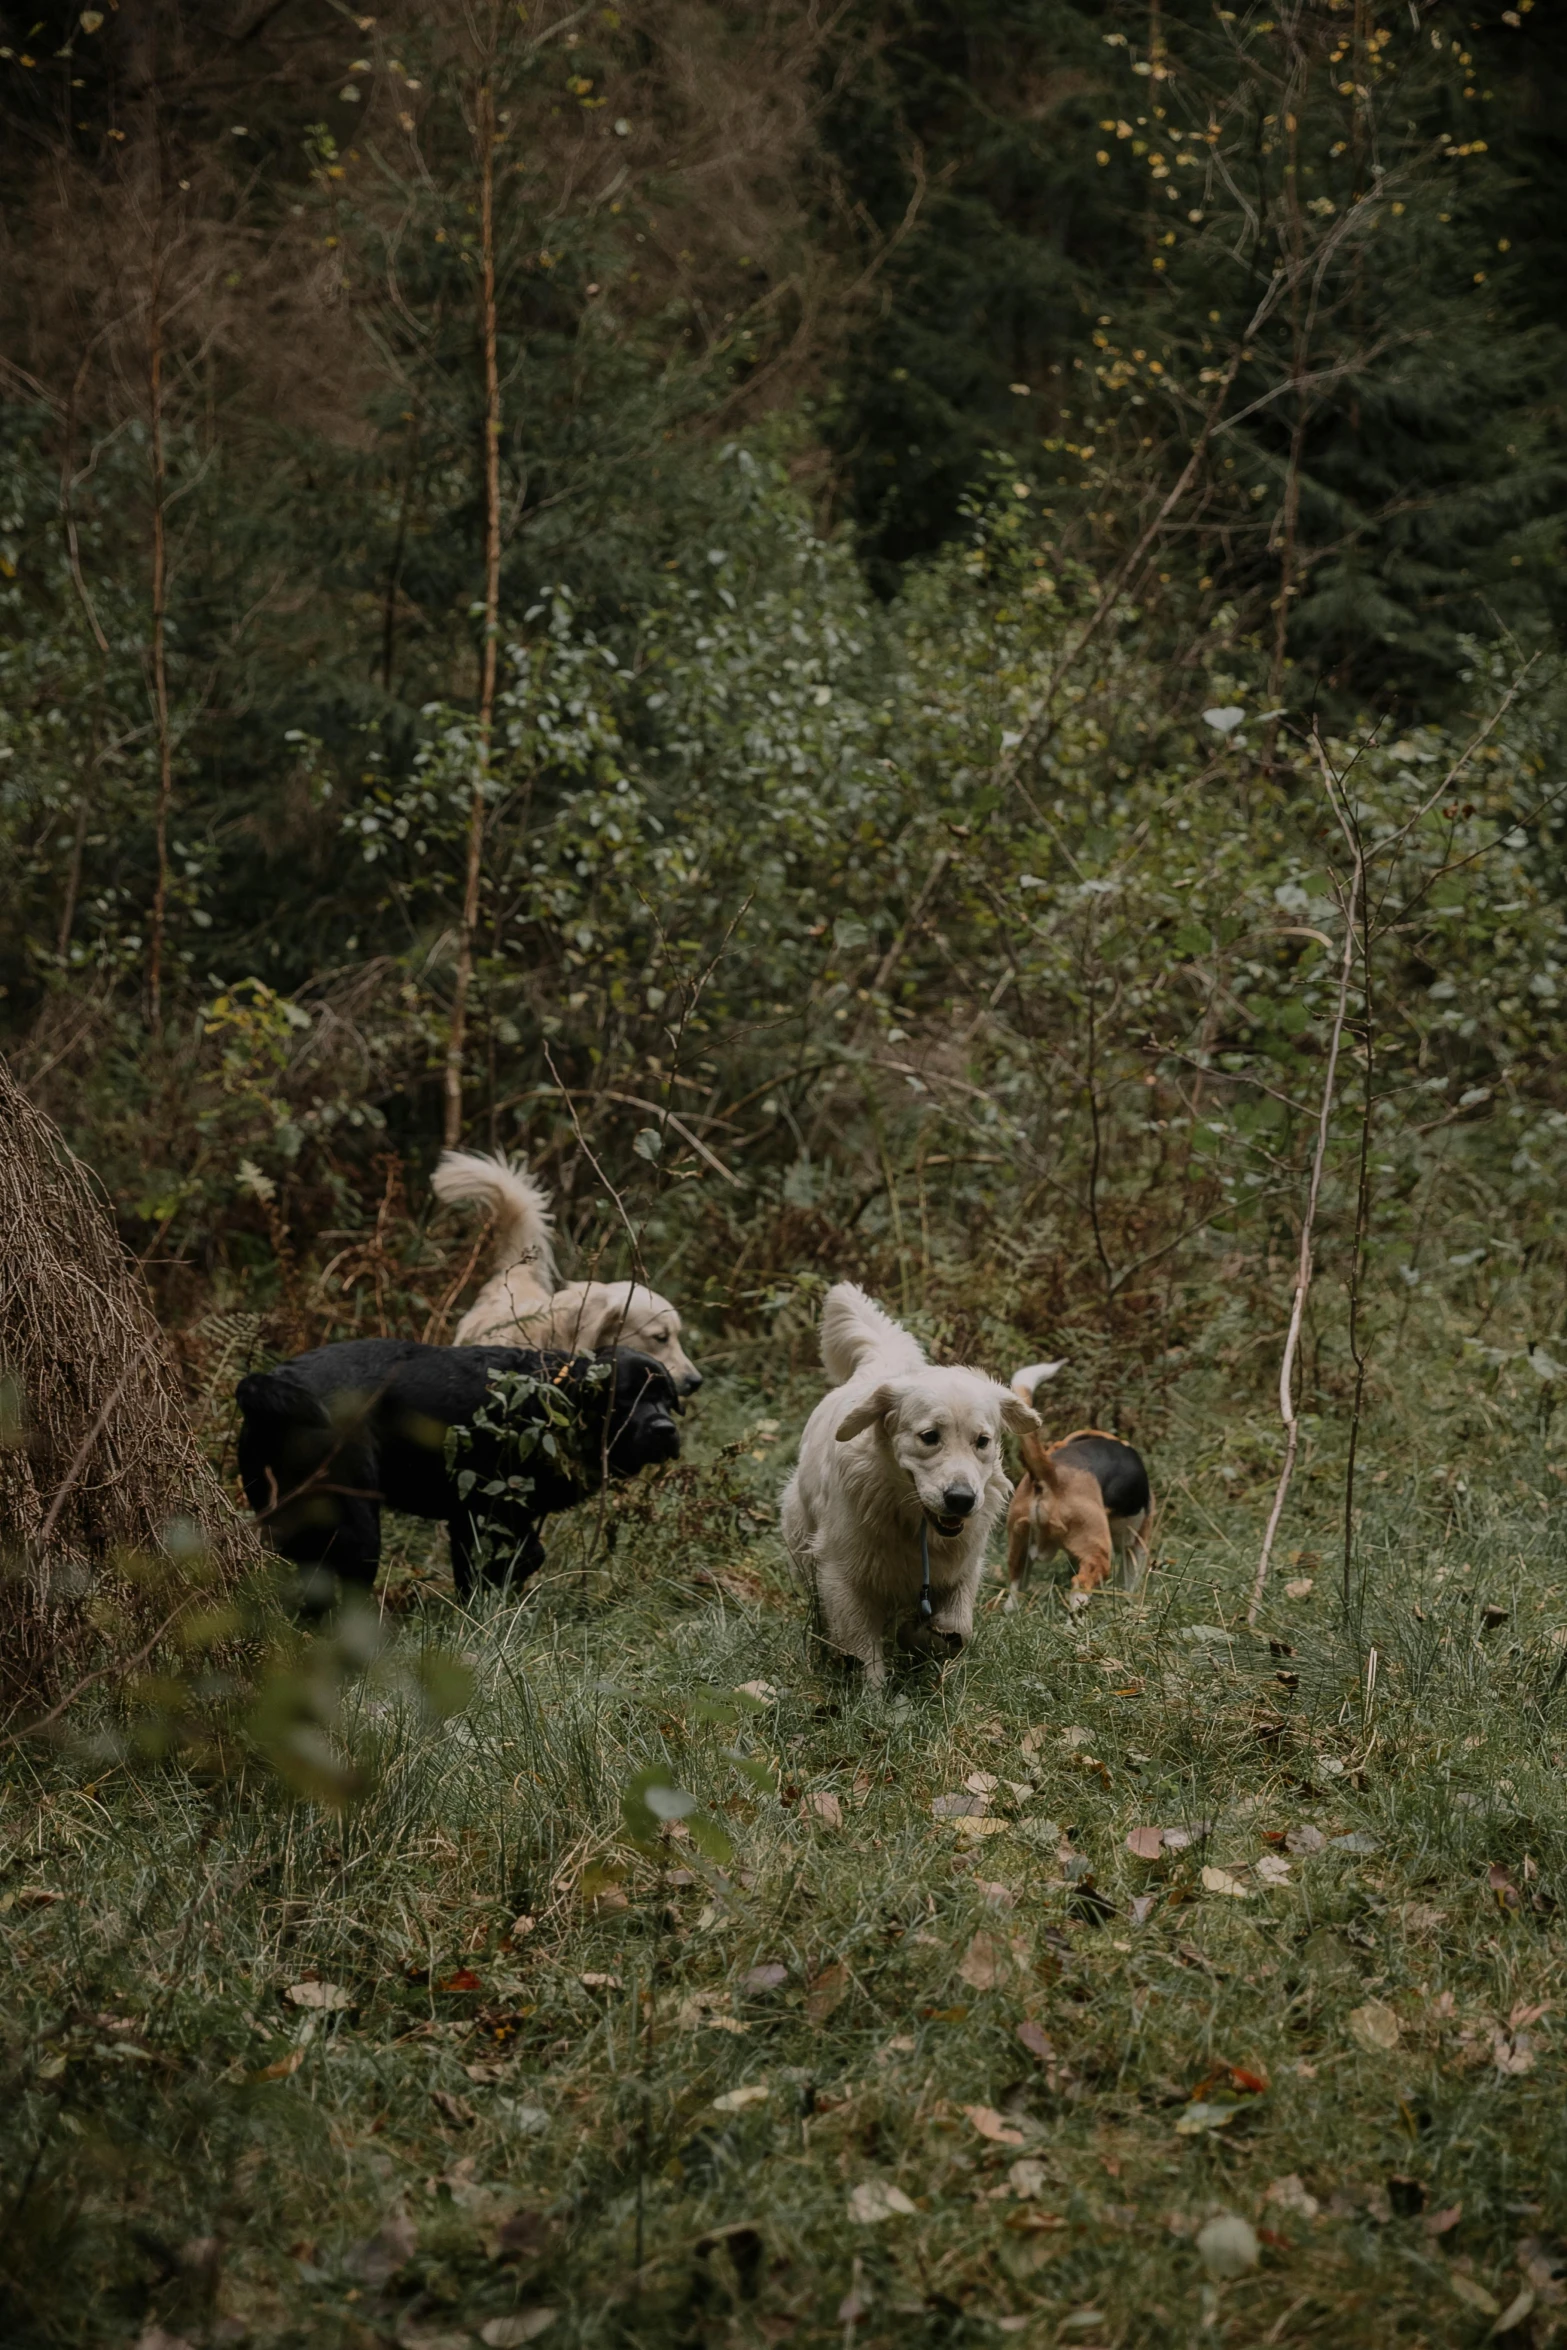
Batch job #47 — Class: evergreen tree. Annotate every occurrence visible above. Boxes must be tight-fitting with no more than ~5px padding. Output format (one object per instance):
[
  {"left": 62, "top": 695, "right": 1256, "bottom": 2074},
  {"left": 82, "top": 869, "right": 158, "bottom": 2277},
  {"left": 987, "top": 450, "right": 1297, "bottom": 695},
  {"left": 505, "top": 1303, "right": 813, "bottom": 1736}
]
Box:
[{"left": 819, "top": 0, "right": 1566, "bottom": 703}]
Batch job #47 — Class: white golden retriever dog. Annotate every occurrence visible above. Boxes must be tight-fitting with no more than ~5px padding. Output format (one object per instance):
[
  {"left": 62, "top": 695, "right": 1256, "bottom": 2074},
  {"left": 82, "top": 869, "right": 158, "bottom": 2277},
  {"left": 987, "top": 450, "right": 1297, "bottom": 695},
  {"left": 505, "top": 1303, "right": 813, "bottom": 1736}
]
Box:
[
  {"left": 432, "top": 1150, "right": 701, "bottom": 1394},
  {"left": 781, "top": 1282, "right": 1038, "bottom": 1683}
]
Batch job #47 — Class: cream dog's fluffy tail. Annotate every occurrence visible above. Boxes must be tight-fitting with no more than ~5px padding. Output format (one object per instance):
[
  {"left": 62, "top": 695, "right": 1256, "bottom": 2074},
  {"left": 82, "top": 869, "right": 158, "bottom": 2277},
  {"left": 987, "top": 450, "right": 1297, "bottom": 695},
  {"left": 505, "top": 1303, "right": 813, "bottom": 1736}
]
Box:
[
  {"left": 819, "top": 1281, "right": 926, "bottom": 1385},
  {"left": 432, "top": 1150, "right": 557, "bottom": 1288}
]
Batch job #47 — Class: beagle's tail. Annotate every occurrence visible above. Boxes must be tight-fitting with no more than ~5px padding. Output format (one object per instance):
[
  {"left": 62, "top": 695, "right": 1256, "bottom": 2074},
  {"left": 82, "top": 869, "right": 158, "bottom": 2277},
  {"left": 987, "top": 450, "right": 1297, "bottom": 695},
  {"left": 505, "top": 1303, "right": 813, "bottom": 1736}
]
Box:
[
  {"left": 819, "top": 1281, "right": 926, "bottom": 1385},
  {"left": 1010, "top": 1360, "right": 1068, "bottom": 1481},
  {"left": 432, "top": 1150, "right": 557, "bottom": 1289}
]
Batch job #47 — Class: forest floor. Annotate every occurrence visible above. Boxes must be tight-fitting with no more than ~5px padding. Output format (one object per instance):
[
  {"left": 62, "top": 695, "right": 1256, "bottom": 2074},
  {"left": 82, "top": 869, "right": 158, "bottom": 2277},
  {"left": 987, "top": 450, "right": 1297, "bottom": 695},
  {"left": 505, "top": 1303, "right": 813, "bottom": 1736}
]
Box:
[{"left": 6, "top": 1358, "right": 1567, "bottom": 2350}]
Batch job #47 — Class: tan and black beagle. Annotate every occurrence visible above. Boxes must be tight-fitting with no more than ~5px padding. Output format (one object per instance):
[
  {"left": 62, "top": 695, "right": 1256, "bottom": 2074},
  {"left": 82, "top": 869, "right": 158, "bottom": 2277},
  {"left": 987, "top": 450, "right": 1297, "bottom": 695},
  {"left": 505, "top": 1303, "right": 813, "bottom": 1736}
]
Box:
[{"left": 1004, "top": 1363, "right": 1153, "bottom": 1605}]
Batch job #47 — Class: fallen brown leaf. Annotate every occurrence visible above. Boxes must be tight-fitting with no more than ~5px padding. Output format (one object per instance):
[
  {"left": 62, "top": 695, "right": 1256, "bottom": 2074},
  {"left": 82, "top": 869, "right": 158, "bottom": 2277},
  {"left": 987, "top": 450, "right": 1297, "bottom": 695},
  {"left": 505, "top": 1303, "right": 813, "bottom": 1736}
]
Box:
[
  {"left": 342, "top": 2211, "right": 417, "bottom": 2286},
  {"left": 963, "top": 2102, "right": 1025, "bottom": 2147},
  {"left": 285, "top": 1980, "right": 352, "bottom": 2011},
  {"left": 1493, "top": 2031, "right": 1536, "bottom": 2076},
  {"left": 974, "top": 1879, "right": 1016, "bottom": 1909},
  {"left": 1493, "top": 2287, "right": 1538, "bottom": 2338},
  {"left": 248, "top": 2045, "right": 306, "bottom": 2083},
  {"left": 479, "top": 2312, "right": 557, "bottom": 2348},
  {"left": 1264, "top": 2174, "right": 1320, "bottom": 2220},
  {"left": 1348, "top": 2000, "right": 1402, "bottom": 2053},
  {"left": 957, "top": 1931, "right": 1018, "bottom": 1992},
  {"left": 805, "top": 1962, "right": 850, "bottom": 2025},
  {"left": 848, "top": 2180, "right": 917, "bottom": 2223}
]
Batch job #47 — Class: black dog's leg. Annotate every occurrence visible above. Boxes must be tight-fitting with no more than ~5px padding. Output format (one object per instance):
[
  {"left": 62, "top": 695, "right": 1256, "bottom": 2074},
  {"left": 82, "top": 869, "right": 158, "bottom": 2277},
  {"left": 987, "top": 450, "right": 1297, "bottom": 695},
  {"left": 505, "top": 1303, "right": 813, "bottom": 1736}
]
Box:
[
  {"left": 318, "top": 1494, "right": 383, "bottom": 1591},
  {"left": 449, "top": 1508, "right": 545, "bottom": 1603},
  {"left": 239, "top": 1415, "right": 384, "bottom": 1611},
  {"left": 449, "top": 1511, "right": 479, "bottom": 1604},
  {"left": 285, "top": 1496, "right": 382, "bottom": 1615}
]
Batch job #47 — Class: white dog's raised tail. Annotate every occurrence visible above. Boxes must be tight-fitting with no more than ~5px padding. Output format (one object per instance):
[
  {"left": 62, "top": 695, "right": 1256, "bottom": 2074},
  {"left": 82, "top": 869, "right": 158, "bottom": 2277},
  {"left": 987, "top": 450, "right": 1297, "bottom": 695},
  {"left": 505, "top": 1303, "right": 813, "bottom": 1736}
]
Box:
[
  {"left": 433, "top": 1150, "right": 557, "bottom": 1287},
  {"left": 819, "top": 1281, "right": 925, "bottom": 1385},
  {"left": 1011, "top": 1359, "right": 1068, "bottom": 1402}
]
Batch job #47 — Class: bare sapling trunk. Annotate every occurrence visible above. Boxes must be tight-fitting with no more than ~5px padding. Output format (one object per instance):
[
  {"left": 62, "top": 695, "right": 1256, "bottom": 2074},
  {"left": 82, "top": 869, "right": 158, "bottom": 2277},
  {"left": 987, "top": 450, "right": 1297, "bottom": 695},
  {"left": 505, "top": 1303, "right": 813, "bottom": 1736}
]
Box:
[
  {"left": 1267, "top": 50, "right": 1310, "bottom": 732},
  {"left": 59, "top": 356, "right": 109, "bottom": 962},
  {"left": 1247, "top": 734, "right": 1365, "bottom": 1624},
  {"left": 146, "top": 245, "right": 174, "bottom": 1027},
  {"left": 1335, "top": 788, "right": 1374, "bottom": 1623},
  {"left": 444, "top": 71, "right": 503, "bottom": 1151}
]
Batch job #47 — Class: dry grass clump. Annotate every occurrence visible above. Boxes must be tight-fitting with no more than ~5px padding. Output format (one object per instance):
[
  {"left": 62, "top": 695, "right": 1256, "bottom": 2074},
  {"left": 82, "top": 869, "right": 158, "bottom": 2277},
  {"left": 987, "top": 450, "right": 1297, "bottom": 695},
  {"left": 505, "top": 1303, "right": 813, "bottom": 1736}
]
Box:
[{"left": 0, "top": 1055, "right": 254, "bottom": 1718}]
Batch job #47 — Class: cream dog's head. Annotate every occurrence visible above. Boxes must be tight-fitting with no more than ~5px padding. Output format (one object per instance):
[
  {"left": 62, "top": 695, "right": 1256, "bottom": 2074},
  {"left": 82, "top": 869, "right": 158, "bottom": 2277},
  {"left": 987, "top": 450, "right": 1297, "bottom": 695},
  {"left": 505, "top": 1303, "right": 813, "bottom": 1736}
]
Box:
[
  {"left": 835, "top": 1368, "right": 1039, "bottom": 1534},
  {"left": 552, "top": 1279, "right": 701, "bottom": 1395}
]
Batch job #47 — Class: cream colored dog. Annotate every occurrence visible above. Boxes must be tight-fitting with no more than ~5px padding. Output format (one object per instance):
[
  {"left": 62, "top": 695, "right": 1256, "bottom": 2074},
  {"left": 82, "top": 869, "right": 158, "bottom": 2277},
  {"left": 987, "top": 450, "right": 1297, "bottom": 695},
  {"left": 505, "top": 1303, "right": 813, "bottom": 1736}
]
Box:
[
  {"left": 780, "top": 1283, "right": 1038, "bottom": 1684},
  {"left": 432, "top": 1150, "right": 701, "bottom": 1394}
]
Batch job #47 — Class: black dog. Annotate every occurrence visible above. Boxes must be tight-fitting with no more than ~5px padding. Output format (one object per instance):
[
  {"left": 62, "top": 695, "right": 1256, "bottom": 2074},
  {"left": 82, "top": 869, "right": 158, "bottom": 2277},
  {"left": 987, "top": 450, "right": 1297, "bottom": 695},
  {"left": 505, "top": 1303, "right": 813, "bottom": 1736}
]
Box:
[{"left": 236, "top": 1340, "right": 681, "bottom": 1604}]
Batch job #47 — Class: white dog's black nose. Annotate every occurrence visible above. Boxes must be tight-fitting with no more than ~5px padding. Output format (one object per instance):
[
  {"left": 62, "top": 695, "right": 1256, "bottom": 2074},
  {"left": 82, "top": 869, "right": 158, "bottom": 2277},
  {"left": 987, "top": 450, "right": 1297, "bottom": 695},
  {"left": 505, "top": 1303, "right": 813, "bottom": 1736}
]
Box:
[{"left": 941, "top": 1484, "right": 977, "bottom": 1518}]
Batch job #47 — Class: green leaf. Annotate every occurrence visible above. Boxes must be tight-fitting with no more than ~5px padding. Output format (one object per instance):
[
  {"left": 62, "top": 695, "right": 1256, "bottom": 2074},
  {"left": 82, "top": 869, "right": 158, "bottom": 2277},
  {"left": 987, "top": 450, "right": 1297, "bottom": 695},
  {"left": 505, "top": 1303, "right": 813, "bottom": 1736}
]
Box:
[
  {"left": 687, "top": 1812, "right": 735, "bottom": 1864},
  {"left": 621, "top": 1764, "right": 733, "bottom": 1863},
  {"left": 646, "top": 1782, "right": 698, "bottom": 1822},
  {"left": 412, "top": 1650, "right": 475, "bottom": 1724},
  {"left": 622, "top": 1764, "right": 688, "bottom": 1845}
]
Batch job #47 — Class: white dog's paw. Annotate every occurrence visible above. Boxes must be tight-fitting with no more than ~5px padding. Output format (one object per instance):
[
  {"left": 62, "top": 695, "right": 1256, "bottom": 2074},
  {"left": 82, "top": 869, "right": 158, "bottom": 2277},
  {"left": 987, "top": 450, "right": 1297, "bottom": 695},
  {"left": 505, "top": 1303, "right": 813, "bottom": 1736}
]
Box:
[
  {"left": 897, "top": 1617, "right": 964, "bottom": 1661},
  {"left": 1003, "top": 1588, "right": 1021, "bottom": 1615}
]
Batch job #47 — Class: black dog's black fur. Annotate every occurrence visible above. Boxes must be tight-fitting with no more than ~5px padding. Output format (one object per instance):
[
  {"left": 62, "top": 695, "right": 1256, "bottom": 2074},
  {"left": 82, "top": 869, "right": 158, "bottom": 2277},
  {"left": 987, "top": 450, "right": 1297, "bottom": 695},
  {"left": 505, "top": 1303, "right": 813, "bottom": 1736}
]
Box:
[{"left": 236, "top": 1339, "right": 681, "bottom": 1604}]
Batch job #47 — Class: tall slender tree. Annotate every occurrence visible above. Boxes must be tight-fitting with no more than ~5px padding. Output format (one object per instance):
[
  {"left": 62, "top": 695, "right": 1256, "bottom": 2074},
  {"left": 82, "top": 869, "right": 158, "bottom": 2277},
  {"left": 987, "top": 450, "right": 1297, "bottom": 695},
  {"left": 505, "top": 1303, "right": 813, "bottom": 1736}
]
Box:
[{"left": 443, "top": 41, "right": 506, "bottom": 1149}]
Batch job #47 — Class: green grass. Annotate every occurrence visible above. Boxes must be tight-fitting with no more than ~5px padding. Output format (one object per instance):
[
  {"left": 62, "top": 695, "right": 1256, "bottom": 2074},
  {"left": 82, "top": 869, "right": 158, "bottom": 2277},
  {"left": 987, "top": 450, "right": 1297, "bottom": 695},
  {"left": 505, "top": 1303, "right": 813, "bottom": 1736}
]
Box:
[{"left": 5, "top": 1357, "right": 1567, "bottom": 2349}]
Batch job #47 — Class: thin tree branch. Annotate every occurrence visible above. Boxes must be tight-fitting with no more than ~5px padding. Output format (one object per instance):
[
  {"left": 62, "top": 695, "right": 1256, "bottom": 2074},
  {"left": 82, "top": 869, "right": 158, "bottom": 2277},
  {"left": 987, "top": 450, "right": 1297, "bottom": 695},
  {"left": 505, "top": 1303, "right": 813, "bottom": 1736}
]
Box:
[
  {"left": 1247, "top": 731, "right": 1364, "bottom": 1626},
  {"left": 445, "top": 39, "right": 505, "bottom": 1149}
]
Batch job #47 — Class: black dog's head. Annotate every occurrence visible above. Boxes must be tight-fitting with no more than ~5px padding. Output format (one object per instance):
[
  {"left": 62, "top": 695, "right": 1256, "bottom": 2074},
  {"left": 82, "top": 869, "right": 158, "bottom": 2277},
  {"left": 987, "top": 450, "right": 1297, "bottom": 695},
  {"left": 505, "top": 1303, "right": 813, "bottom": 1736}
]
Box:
[{"left": 599, "top": 1349, "right": 684, "bottom": 1477}]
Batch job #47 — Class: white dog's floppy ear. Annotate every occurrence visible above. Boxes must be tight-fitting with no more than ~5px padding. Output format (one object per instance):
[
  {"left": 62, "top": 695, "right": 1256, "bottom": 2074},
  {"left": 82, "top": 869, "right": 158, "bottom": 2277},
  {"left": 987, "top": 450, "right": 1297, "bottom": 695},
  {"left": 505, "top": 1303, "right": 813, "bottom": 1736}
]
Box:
[
  {"left": 999, "top": 1387, "right": 1042, "bottom": 1436},
  {"left": 835, "top": 1382, "right": 902, "bottom": 1442},
  {"left": 578, "top": 1296, "right": 627, "bottom": 1351}
]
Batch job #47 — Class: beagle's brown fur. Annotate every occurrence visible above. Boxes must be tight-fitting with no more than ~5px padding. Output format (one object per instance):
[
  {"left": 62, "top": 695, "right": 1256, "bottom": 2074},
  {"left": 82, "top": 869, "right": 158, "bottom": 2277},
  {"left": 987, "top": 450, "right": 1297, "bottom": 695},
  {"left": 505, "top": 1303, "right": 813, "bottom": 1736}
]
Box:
[{"left": 1004, "top": 1365, "right": 1153, "bottom": 1605}]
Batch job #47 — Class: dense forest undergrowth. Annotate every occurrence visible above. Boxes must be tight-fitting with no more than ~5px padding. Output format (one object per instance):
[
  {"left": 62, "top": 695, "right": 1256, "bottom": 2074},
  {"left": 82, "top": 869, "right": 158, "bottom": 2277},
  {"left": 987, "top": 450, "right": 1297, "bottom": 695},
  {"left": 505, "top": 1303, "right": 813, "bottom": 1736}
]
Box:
[{"left": 4, "top": 1, "right": 1567, "bottom": 2343}]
